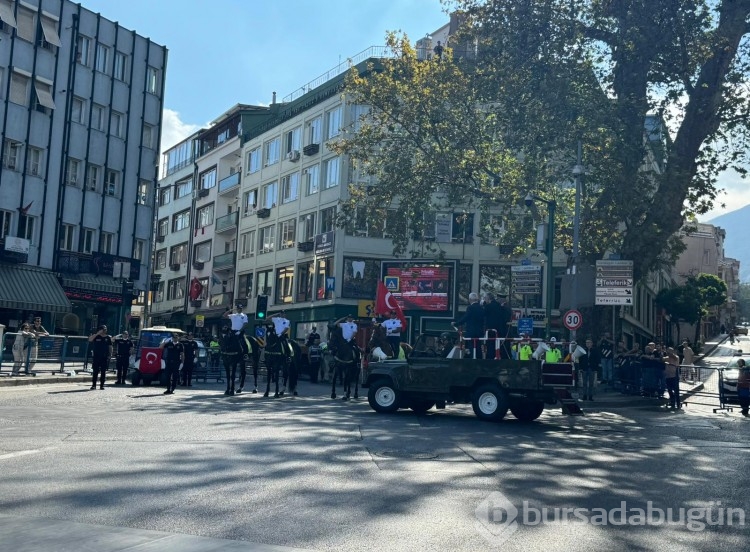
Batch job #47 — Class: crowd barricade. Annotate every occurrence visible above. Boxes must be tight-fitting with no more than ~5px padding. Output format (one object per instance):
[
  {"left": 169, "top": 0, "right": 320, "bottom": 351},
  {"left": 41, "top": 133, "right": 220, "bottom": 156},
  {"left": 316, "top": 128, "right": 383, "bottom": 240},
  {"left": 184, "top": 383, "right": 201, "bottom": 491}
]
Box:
[
  {"left": 0, "top": 333, "right": 92, "bottom": 376},
  {"left": 680, "top": 365, "right": 733, "bottom": 413}
]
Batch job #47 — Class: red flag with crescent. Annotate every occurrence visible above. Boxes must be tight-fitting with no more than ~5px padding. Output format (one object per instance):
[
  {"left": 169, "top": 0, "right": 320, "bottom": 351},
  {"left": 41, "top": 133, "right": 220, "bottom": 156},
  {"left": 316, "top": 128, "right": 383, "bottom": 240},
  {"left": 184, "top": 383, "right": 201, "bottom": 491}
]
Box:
[
  {"left": 139, "top": 347, "right": 162, "bottom": 375},
  {"left": 189, "top": 277, "right": 203, "bottom": 301},
  {"left": 375, "top": 281, "right": 407, "bottom": 330}
]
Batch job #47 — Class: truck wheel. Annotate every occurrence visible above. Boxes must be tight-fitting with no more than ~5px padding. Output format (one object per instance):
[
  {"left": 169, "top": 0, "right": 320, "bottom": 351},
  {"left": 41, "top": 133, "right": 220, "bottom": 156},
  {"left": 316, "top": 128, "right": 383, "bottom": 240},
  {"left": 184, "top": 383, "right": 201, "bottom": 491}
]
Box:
[
  {"left": 471, "top": 384, "right": 508, "bottom": 421},
  {"left": 510, "top": 401, "right": 545, "bottom": 422},
  {"left": 409, "top": 400, "right": 435, "bottom": 414},
  {"left": 368, "top": 379, "right": 400, "bottom": 413},
  {"left": 131, "top": 372, "right": 141, "bottom": 387}
]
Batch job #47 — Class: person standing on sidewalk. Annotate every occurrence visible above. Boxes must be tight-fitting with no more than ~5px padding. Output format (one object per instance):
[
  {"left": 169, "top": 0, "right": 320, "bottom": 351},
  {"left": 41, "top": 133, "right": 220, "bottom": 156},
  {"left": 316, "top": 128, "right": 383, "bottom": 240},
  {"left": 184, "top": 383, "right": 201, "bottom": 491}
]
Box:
[
  {"left": 599, "top": 333, "right": 615, "bottom": 385},
  {"left": 737, "top": 359, "right": 750, "bottom": 416},
  {"left": 160, "top": 333, "right": 184, "bottom": 395},
  {"left": 113, "top": 331, "right": 134, "bottom": 385},
  {"left": 578, "top": 338, "right": 600, "bottom": 401},
  {"left": 664, "top": 347, "right": 681, "bottom": 409},
  {"left": 11, "top": 324, "right": 34, "bottom": 376},
  {"left": 88, "top": 326, "right": 112, "bottom": 390},
  {"left": 180, "top": 333, "right": 198, "bottom": 387},
  {"left": 28, "top": 316, "right": 49, "bottom": 374},
  {"left": 680, "top": 339, "right": 696, "bottom": 381}
]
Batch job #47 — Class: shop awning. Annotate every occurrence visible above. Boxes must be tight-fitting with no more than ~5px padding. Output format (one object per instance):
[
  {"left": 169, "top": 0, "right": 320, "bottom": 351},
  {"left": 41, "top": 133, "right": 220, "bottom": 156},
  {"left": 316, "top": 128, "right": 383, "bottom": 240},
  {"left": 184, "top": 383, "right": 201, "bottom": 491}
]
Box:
[
  {"left": 0, "top": 264, "right": 71, "bottom": 314},
  {"left": 61, "top": 274, "right": 124, "bottom": 295}
]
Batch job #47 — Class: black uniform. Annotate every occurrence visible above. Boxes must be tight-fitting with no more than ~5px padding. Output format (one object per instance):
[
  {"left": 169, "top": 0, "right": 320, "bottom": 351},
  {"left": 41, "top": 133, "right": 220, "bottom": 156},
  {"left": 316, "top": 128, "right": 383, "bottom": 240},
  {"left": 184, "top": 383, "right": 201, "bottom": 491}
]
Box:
[
  {"left": 484, "top": 299, "right": 512, "bottom": 359},
  {"left": 161, "top": 340, "right": 184, "bottom": 394},
  {"left": 306, "top": 331, "right": 320, "bottom": 347},
  {"left": 113, "top": 336, "right": 133, "bottom": 385},
  {"left": 90, "top": 335, "right": 112, "bottom": 389},
  {"left": 181, "top": 338, "right": 198, "bottom": 386}
]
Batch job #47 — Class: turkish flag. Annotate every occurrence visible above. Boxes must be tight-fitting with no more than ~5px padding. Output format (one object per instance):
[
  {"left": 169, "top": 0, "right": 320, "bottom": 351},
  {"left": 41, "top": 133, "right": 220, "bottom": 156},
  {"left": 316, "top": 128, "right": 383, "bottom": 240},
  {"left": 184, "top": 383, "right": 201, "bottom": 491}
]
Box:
[
  {"left": 375, "top": 281, "right": 407, "bottom": 330},
  {"left": 139, "top": 347, "right": 162, "bottom": 375},
  {"left": 189, "top": 277, "right": 203, "bottom": 300}
]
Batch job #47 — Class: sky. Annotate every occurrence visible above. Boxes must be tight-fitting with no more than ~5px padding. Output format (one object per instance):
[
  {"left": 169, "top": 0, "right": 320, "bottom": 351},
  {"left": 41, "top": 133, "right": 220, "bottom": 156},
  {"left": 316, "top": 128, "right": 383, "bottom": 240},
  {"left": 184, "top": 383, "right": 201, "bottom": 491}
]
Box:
[{"left": 80, "top": 0, "right": 747, "bottom": 222}]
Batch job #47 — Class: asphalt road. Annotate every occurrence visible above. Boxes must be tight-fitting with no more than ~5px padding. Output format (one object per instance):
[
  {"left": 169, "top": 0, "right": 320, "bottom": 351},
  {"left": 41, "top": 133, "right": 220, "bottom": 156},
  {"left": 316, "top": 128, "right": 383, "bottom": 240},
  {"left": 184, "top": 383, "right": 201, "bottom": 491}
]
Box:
[{"left": 0, "top": 345, "right": 749, "bottom": 552}]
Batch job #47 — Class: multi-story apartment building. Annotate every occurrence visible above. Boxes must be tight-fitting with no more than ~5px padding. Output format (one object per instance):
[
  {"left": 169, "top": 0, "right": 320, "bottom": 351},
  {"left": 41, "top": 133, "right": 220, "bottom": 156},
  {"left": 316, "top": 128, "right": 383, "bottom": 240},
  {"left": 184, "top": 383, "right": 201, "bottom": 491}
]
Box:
[{"left": 0, "top": 0, "right": 167, "bottom": 334}]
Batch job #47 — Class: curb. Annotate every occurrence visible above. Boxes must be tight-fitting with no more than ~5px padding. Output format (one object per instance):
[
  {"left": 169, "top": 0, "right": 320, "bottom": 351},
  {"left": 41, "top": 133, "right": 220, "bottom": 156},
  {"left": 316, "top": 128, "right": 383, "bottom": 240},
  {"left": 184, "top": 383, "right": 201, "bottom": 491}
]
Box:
[{"left": 0, "top": 374, "right": 93, "bottom": 387}]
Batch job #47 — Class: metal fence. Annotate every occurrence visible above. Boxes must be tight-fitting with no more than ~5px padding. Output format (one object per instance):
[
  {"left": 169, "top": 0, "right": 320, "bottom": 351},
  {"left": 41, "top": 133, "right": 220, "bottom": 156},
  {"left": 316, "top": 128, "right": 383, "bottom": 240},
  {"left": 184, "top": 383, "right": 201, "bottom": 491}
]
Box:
[{"left": 0, "top": 333, "right": 93, "bottom": 376}]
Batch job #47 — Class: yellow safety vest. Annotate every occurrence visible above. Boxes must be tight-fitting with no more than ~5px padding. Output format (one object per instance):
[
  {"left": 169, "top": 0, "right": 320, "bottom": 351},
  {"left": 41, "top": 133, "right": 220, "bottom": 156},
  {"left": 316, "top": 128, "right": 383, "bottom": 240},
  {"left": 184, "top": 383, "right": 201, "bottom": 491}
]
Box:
[
  {"left": 519, "top": 344, "right": 533, "bottom": 360},
  {"left": 545, "top": 348, "right": 562, "bottom": 362}
]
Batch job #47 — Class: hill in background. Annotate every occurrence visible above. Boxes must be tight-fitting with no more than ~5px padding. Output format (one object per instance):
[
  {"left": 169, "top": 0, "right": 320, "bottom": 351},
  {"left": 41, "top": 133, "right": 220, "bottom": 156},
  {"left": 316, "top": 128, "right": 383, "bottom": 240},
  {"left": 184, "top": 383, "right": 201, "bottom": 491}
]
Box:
[{"left": 708, "top": 205, "right": 750, "bottom": 282}]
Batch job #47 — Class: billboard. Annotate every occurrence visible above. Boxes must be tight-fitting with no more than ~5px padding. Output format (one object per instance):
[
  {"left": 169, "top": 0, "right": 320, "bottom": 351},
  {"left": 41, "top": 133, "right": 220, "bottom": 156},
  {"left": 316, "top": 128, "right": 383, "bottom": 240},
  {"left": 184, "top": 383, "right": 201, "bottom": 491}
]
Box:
[{"left": 383, "top": 264, "right": 451, "bottom": 312}]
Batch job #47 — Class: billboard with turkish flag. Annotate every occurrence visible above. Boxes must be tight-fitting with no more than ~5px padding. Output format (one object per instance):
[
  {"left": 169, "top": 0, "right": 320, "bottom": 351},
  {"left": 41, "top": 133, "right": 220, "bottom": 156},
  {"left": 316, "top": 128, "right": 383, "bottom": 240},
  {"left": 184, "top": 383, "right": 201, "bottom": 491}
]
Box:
[{"left": 381, "top": 262, "right": 453, "bottom": 313}]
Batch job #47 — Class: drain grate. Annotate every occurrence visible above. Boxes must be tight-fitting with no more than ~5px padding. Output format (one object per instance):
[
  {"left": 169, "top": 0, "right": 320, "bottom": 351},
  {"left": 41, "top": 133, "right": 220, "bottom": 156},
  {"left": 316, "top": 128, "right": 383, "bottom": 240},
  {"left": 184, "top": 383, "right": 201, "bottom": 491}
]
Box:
[{"left": 371, "top": 449, "right": 439, "bottom": 460}]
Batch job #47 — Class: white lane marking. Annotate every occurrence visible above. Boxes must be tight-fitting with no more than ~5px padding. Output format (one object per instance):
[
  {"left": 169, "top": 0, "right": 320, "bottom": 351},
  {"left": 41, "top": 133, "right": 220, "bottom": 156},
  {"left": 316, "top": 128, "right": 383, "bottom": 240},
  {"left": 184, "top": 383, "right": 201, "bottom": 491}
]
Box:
[{"left": 0, "top": 449, "right": 43, "bottom": 460}]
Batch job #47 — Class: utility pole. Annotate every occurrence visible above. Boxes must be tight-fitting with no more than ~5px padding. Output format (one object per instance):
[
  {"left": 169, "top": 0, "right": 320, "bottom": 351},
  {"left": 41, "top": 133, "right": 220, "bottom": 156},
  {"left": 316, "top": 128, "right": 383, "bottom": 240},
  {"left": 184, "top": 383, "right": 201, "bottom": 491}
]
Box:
[{"left": 570, "top": 141, "right": 584, "bottom": 342}]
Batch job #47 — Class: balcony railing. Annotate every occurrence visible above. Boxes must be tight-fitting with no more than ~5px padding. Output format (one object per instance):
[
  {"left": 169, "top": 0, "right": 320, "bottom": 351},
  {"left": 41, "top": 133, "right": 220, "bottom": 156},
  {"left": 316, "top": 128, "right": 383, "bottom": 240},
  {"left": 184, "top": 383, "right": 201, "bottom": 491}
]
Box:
[
  {"left": 213, "top": 251, "right": 236, "bottom": 270},
  {"left": 215, "top": 211, "right": 238, "bottom": 233},
  {"left": 218, "top": 172, "right": 240, "bottom": 194},
  {"left": 209, "top": 292, "right": 233, "bottom": 308}
]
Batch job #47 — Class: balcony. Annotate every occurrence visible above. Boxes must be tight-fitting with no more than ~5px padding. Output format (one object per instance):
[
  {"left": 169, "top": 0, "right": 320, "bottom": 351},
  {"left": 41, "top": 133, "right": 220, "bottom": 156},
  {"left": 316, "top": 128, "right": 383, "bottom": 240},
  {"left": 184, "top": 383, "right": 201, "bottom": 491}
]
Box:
[
  {"left": 215, "top": 211, "right": 238, "bottom": 234},
  {"left": 218, "top": 172, "right": 240, "bottom": 195},
  {"left": 213, "top": 251, "right": 236, "bottom": 271},
  {"left": 209, "top": 292, "right": 233, "bottom": 309}
]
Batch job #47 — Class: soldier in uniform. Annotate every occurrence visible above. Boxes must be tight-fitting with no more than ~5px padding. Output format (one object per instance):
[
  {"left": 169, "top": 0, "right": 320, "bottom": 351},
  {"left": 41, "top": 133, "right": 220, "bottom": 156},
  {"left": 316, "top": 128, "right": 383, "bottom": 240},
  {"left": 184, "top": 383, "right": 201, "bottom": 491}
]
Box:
[
  {"left": 113, "top": 331, "right": 134, "bottom": 385},
  {"left": 180, "top": 332, "right": 199, "bottom": 387},
  {"left": 160, "top": 333, "right": 184, "bottom": 395},
  {"left": 88, "top": 325, "right": 113, "bottom": 390}
]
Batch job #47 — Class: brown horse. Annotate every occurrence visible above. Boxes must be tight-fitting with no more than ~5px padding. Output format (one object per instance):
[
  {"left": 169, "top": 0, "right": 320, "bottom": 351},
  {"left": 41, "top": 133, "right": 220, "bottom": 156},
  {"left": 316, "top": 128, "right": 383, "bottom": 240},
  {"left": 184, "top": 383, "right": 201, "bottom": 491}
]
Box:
[{"left": 368, "top": 324, "right": 412, "bottom": 360}]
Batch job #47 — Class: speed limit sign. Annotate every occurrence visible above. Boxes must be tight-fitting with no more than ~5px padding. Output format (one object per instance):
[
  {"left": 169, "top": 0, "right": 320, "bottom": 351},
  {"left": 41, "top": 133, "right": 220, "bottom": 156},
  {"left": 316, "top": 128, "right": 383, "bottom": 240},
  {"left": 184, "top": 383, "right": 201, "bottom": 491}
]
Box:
[{"left": 563, "top": 309, "right": 583, "bottom": 331}]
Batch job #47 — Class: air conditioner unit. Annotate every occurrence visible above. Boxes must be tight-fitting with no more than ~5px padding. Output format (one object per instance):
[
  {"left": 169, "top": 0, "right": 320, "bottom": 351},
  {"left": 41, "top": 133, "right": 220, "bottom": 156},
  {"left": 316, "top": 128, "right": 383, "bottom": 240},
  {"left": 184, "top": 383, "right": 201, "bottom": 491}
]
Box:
[
  {"left": 303, "top": 143, "right": 320, "bottom": 156},
  {"left": 198, "top": 189, "right": 209, "bottom": 198},
  {"left": 256, "top": 208, "right": 271, "bottom": 218},
  {"left": 156, "top": 235, "right": 165, "bottom": 243},
  {"left": 286, "top": 150, "right": 301, "bottom": 162},
  {"left": 170, "top": 263, "right": 180, "bottom": 271},
  {"left": 192, "top": 261, "right": 204, "bottom": 270}
]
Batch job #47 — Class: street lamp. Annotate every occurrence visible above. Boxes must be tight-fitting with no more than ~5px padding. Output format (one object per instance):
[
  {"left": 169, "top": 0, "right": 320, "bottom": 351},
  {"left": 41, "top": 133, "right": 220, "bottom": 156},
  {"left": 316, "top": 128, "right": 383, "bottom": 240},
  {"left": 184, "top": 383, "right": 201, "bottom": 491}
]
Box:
[{"left": 525, "top": 192, "right": 556, "bottom": 339}]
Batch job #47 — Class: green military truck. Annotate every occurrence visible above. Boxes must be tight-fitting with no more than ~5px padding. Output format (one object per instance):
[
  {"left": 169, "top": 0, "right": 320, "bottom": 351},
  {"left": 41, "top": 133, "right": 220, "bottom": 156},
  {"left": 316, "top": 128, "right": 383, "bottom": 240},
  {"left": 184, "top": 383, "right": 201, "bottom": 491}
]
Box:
[{"left": 362, "top": 346, "right": 582, "bottom": 421}]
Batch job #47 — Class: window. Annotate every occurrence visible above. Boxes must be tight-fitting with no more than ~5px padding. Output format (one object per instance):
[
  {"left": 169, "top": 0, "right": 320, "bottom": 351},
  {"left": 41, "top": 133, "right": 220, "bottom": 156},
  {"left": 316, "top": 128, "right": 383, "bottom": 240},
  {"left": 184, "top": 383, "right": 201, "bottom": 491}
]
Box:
[
  {"left": 146, "top": 66, "right": 159, "bottom": 94},
  {"left": 9, "top": 72, "right": 29, "bottom": 106},
  {"left": 259, "top": 224, "right": 275, "bottom": 254},
  {"left": 156, "top": 249, "right": 167, "bottom": 269},
  {"left": 264, "top": 138, "right": 280, "bottom": 166},
  {"left": 76, "top": 35, "right": 91, "bottom": 66},
  {"left": 33, "top": 80, "right": 55, "bottom": 111},
  {"left": 320, "top": 206, "right": 336, "bottom": 233},
  {"left": 307, "top": 117, "right": 321, "bottom": 144},
  {"left": 157, "top": 218, "right": 169, "bottom": 237},
  {"left": 451, "top": 212, "right": 475, "bottom": 244},
  {"left": 193, "top": 240, "right": 212, "bottom": 263},
  {"left": 66, "top": 158, "right": 80, "bottom": 186},
  {"left": 71, "top": 97, "right": 85, "bottom": 124},
  {"left": 170, "top": 243, "right": 188, "bottom": 265},
  {"left": 237, "top": 273, "right": 253, "bottom": 302},
  {"left": 15, "top": 7, "right": 34, "bottom": 42},
  {"left": 114, "top": 52, "right": 127, "bottom": 81},
  {"left": 304, "top": 165, "right": 319, "bottom": 195},
  {"left": 91, "top": 104, "right": 106, "bottom": 131},
  {"left": 37, "top": 15, "right": 61, "bottom": 49},
  {"left": 167, "top": 278, "right": 186, "bottom": 300},
  {"left": 324, "top": 157, "right": 339, "bottom": 189},
  {"left": 281, "top": 172, "right": 299, "bottom": 203},
  {"left": 279, "top": 219, "right": 296, "bottom": 249},
  {"left": 298, "top": 213, "right": 316, "bottom": 242},
  {"left": 276, "top": 266, "right": 294, "bottom": 304},
  {"left": 200, "top": 167, "right": 216, "bottom": 190},
  {"left": 296, "top": 261, "right": 314, "bottom": 302},
  {"left": 172, "top": 209, "right": 190, "bottom": 232},
  {"left": 175, "top": 178, "right": 193, "bottom": 198},
  {"left": 154, "top": 281, "right": 165, "bottom": 302},
  {"left": 18, "top": 214, "right": 35, "bottom": 243},
  {"left": 196, "top": 203, "right": 214, "bottom": 229},
  {"left": 351, "top": 104, "right": 369, "bottom": 132},
  {"left": 240, "top": 230, "right": 256, "bottom": 258},
  {"left": 316, "top": 257, "right": 334, "bottom": 300},
  {"left": 86, "top": 164, "right": 99, "bottom": 191},
  {"left": 137, "top": 180, "right": 149, "bottom": 205},
  {"left": 0, "top": 210, "right": 11, "bottom": 239},
  {"left": 142, "top": 124, "right": 154, "bottom": 149},
  {"left": 285, "top": 127, "right": 301, "bottom": 154},
  {"left": 99, "top": 232, "right": 114, "bottom": 254},
  {"left": 133, "top": 240, "right": 145, "bottom": 261},
  {"left": 105, "top": 170, "right": 119, "bottom": 196},
  {"left": 326, "top": 107, "right": 342, "bottom": 139},
  {"left": 247, "top": 148, "right": 261, "bottom": 173},
  {"left": 3, "top": 139, "right": 21, "bottom": 170},
  {"left": 81, "top": 228, "right": 95, "bottom": 254},
  {"left": 58, "top": 224, "right": 75, "bottom": 250},
  {"left": 242, "top": 189, "right": 258, "bottom": 216},
  {"left": 262, "top": 181, "right": 277, "bottom": 209},
  {"left": 95, "top": 44, "right": 109, "bottom": 73},
  {"left": 159, "top": 187, "right": 171, "bottom": 206},
  {"left": 257, "top": 269, "right": 273, "bottom": 297},
  {"left": 110, "top": 112, "right": 124, "bottom": 138}
]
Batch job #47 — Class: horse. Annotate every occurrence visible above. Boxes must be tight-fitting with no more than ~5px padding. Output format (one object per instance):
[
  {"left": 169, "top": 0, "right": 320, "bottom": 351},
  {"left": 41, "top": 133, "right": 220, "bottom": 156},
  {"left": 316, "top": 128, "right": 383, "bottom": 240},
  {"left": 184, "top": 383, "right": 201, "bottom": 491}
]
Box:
[
  {"left": 220, "top": 331, "right": 244, "bottom": 395},
  {"left": 262, "top": 325, "right": 289, "bottom": 398},
  {"left": 368, "top": 324, "right": 413, "bottom": 360},
  {"left": 328, "top": 324, "right": 361, "bottom": 400},
  {"left": 237, "top": 334, "right": 262, "bottom": 394}
]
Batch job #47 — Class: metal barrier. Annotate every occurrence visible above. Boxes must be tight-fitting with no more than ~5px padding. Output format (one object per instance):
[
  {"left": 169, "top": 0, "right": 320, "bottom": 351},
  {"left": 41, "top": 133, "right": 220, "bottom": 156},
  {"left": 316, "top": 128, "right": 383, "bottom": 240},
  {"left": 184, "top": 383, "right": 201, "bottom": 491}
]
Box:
[
  {"left": 680, "top": 365, "right": 734, "bottom": 413},
  {"left": 0, "top": 332, "right": 92, "bottom": 376}
]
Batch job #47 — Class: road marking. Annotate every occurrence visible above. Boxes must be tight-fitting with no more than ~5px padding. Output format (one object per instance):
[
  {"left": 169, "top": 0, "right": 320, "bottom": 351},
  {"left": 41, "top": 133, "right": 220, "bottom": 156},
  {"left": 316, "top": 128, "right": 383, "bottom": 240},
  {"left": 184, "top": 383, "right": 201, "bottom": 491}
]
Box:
[{"left": 0, "top": 449, "right": 43, "bottom": 460}]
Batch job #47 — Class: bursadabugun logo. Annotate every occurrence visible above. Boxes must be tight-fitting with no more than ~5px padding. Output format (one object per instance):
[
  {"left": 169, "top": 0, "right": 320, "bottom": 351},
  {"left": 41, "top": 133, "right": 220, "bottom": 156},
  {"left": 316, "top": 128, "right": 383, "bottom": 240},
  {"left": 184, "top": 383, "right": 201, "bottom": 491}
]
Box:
[{"left": 474, "top": 491, "right": 519, "bottom": 546}]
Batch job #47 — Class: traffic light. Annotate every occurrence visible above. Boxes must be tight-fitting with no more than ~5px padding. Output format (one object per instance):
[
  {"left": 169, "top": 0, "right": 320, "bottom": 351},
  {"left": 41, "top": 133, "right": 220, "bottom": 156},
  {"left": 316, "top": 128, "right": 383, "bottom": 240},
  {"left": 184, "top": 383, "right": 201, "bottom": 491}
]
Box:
[
  {"left": 122, "top": 280, "right": 135, "bottom": 298},
  {"left": 256, "top": 295, "right": 268, "bottom": 320}
]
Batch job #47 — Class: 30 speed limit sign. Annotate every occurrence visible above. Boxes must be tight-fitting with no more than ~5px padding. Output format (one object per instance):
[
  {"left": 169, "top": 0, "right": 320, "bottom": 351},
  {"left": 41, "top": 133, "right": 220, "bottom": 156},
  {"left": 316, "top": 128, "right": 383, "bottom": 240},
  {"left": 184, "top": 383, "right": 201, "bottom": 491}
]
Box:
[{"left": 563, "top": 309, "right": 583, "bottom": 331}]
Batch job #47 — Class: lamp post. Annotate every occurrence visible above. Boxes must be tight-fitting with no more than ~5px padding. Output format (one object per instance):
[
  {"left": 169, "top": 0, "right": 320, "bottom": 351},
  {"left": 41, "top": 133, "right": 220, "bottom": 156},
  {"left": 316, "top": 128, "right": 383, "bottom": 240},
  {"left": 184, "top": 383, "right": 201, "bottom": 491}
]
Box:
[
  {"left": 570, "top": 140, "right": 584, "bottom": 342},
  {"left": 525, "top": 193, "right": 556, "bottom": 339}
]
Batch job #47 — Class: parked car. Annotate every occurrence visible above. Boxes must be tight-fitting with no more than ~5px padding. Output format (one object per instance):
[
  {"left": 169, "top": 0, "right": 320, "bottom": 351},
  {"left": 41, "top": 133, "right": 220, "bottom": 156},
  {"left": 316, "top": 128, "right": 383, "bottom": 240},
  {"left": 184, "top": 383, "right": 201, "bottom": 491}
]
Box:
[
  {"left": 733, "top": 325, "right": 748, "bottom": 336},
  {"left": 720, "top": 352, "right": 745, "bottom": 404}
]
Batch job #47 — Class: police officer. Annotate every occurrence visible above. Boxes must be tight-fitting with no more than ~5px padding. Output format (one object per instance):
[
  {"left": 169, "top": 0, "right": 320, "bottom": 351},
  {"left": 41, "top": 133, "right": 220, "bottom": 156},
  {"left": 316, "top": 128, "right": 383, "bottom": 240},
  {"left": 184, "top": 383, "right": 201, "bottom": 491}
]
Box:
[
  {"left": 88, "top": 325, "right": 113, "bottom": 390},
  {"left": 160, "top": 332, "right": 184, "bottom": 395},
  {"left": 113, "top": 331, "right": 134, "bottom": 385},
  {"left": 306, "top": 326, "right": 320, "bottom": 347},
  {"left": 181, "top": 332, "right": 198, "bottom": 387}
]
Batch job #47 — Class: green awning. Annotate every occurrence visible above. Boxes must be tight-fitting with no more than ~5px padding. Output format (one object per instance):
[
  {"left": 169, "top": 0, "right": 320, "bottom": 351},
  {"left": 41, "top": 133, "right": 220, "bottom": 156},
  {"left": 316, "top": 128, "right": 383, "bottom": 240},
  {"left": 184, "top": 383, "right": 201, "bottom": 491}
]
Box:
[
  {"left": 0, "top": 264, "right": 71, "bottom": 314},
  {"left": 61, "top": 274, "right": 123, "bottom": 295}
]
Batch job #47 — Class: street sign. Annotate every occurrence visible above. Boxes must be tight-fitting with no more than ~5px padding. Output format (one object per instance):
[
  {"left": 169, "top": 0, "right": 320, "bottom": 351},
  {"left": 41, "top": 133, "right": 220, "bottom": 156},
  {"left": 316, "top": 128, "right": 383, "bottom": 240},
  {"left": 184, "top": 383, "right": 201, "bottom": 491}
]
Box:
[
  {"left": 512, "top": 265, "right": 541, "bottom": 295},
  {"left": 517, "top": 317, "right": 534, "bottom": 335},
  {"left": 595, "top": 260, "right": 633, "bottom": 306},
  {"left": 195, "top": 315, "right": 204, "bottom": 328},
  {"left": 563, "top": 310, "right": 583, "bottom": 331},
  {"left": 384, "top": 276, "right": 399, "bottom": 291}
]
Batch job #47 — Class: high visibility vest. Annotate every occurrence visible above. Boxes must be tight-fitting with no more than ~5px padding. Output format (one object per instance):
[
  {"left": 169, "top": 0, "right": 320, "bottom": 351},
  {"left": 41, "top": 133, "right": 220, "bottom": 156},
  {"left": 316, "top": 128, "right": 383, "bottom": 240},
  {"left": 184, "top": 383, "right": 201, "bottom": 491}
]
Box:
[
  {"left": 545, "top": 348, "right": 562, "bottom": 362},
  {"left": 519, "top": 344, "right": 533, "bottom": 360}
]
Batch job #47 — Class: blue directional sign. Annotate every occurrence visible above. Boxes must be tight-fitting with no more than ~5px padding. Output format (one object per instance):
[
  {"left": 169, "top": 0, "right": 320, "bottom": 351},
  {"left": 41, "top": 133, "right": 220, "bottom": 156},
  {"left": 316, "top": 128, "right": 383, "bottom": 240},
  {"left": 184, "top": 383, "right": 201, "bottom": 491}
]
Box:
[
  {"left": 517, "top": 317, "right": 534, "bottom": 335},
  {"left": 255, "top": 327, "right": 266, "bottom": 338}
]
